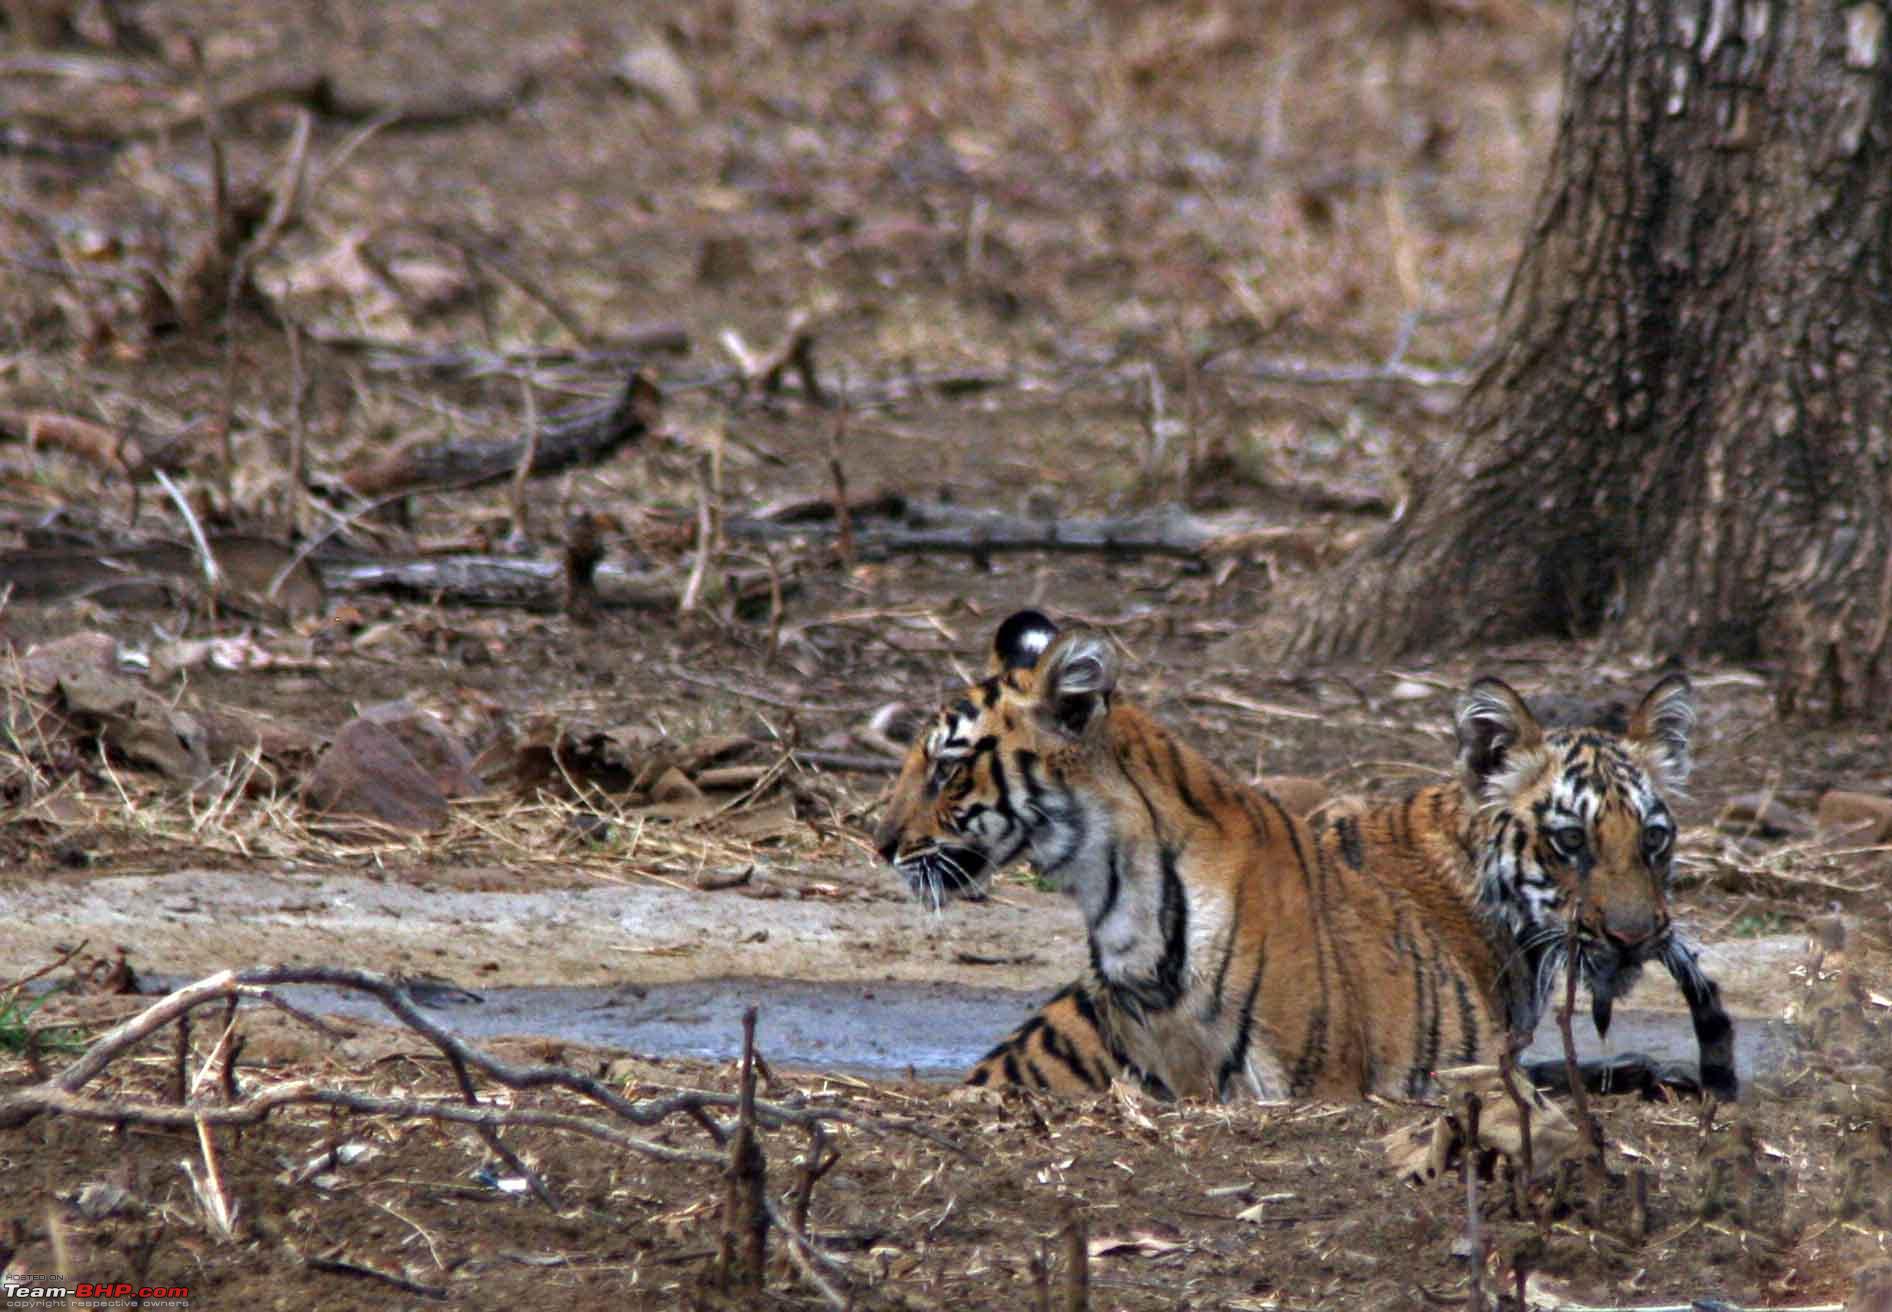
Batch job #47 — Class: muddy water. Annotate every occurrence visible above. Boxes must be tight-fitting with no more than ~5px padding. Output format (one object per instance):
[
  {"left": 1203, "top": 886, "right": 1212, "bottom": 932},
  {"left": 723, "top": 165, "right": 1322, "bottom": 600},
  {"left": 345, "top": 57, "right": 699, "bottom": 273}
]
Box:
[
  {"left": 10, "top": 867, "right": 1804, "bottom": 1087},
  {"left": 146, "top": 972, "right": 1801, "bottom": 1089}
]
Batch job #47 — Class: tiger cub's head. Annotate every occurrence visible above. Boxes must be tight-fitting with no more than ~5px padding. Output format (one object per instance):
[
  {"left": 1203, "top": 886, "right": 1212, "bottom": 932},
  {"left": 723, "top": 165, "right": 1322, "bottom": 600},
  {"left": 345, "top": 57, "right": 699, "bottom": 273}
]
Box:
[
  {"left": 875, "top": 610, "right": 1118, "bottom": 908},
  {"left": 1454, "top": 672, "right": 1700, "bottom": 1024}
]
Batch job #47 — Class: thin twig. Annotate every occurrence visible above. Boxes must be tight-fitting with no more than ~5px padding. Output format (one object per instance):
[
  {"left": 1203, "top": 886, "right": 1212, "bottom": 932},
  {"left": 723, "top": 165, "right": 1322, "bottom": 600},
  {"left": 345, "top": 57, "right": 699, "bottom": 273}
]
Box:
[
  {"left": 188, "top": 1116, "right": 240, "bottom": 1240},
  {"left": 763, "top": 1198, "right": 852, "bottom": 1311},
  {"left": 0, "top": 965, "right": 964, "bottom": 1156},
  {"left": 679, "top": 451, "right": 715, "bottom": 615},
  {"left": 1498, "top": 1033, "right": 1536, "bottom": 1221},
  {"left": 510, "top": 375, "right": 540, "bottom": 543},
  {"left": 281, "top": 315, "right": 308, "bottom": 542},
  {"left": 828, "top": 392, "right": 853, "bottom": 568},
  {"left": 1062, "top": 1208, "right": 1089, "bottom": 1312},
  {"left": 304, "top": 1251, "right": 449, "bottom": 1301},
  {"left": 1463, "top": 1092, "right": 1485, "bottom": 1312},
  {"left": 0, "top": 940, "right": 89, "bottom": 996},
  {"left": 153, "top": 469, "right": 223, "bottom": 595},
  {"left": 792, "top": 1122, "right": 841, "bottom": 1237},
  {"left": 1557, "top": 921, "right": 1606, "bottom": 1167}
]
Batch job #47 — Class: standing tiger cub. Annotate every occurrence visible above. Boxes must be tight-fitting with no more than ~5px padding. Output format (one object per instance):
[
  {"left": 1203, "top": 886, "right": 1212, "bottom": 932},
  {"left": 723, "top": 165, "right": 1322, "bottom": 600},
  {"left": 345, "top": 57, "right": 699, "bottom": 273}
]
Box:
[{"left": 875, "top": 610, "right": 1735, "bottom": 1102}]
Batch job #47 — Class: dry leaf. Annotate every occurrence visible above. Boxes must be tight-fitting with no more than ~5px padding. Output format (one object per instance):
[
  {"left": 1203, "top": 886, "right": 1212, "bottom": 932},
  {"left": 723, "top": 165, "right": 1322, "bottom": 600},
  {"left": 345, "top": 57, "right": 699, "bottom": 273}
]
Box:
[
  {"left": 1087, "top": 1224, "right": 1187, "bottom": 1259},
  {"left": 1383, "top": 1064, "right": 1579, "bottom": 1184}
]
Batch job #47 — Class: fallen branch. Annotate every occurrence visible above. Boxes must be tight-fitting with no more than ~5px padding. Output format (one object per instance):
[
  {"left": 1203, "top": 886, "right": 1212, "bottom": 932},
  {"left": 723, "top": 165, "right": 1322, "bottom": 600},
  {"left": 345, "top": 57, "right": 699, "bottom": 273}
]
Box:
[
  {"left": 337, "top": 369, "right": 660, "bottom": 500},
  {"left": 0, "top": 408, "right": 204, "bottom": 484},
  {"left": 1557, "top": 919, "right": 1607, "bottom": 1173},
  {"left": 10, "top": 1084, "right": 722, "bottom": 1168},
  {"left": 1243, "top": 354, "right": 1475, "bottom": 389},
  {"left": 717, "top": 1007, "right": 768, "bottom": 1289},
  {"left": 316, "top": 554, "right": 786, "bottom": 615},
  {"left": 725, "top": 501, "right": 1298, "bottom": 562},
  {"left": 308, "top": 325, "right": 691, "bottom": 377},
  {"left": 0, "top": 965, "right": 967, "bottom": 1160},
  {"left": 304, "top": 1251, "right": 449, "bottom": 1302},
  {"left": 763, "top": 1198, "right": 852, "bottom": 1311}
]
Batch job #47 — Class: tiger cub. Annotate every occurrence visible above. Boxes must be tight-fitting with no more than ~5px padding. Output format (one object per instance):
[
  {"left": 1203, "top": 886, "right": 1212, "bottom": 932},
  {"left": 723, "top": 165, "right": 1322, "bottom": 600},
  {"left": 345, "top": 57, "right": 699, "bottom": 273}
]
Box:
[{"left": 875, "top": 609, "right": 1735, "bottom": 1101}]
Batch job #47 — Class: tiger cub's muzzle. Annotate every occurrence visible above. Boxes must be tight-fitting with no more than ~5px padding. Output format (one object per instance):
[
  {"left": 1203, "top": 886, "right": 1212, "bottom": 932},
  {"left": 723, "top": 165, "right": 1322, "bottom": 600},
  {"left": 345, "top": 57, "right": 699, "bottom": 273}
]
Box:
[{"left": 883, "top": 839, "right": 993, "bottom": 904}]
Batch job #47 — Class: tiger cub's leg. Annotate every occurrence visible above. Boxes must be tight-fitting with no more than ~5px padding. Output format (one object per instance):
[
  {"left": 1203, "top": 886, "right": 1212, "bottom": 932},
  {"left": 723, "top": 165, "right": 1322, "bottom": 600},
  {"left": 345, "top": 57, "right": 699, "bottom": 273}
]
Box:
[
  {"left": 968, "top": 980, "right": 1152, "bottom": 1095},
  {"left": 1664, "top": 938, "right": 1738, "bottom": 1098}
]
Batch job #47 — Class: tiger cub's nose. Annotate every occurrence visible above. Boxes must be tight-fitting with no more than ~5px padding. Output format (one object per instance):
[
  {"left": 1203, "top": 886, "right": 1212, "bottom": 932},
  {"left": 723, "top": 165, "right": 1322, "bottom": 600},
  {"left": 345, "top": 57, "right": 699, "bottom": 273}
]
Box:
[{"left": 1602, "top": 906, "right": 1668, "bottom": 948}]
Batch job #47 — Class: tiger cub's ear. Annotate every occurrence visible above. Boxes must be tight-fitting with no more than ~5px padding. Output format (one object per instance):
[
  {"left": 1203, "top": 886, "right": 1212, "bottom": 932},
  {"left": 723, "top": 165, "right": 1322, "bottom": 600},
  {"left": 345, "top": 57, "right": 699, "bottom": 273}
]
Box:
[
  {"left": 991, "top": 610, "right": 1061, "bottom": 674},
  {"left": 1455, "top": 677, "right": 1544, "bottom": 786},
  {"left": 1035, "top": 631, "right": 1119, "bottom": 737},
  {"left": 1627, "top": 671, "right": 1696, "bottom": 788}
]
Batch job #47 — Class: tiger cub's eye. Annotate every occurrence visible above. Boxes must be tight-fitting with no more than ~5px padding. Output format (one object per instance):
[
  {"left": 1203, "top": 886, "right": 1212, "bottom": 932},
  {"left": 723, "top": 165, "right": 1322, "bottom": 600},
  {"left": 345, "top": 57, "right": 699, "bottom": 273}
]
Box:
[{"left": 1547, "top": 825, "right": 1586, "bottom": 859}]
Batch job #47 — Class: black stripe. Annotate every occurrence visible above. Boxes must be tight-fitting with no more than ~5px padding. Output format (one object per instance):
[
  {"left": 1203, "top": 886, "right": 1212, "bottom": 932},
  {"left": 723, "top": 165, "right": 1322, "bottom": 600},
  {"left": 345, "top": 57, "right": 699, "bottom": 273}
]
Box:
[
  {"left": 1452, "top": 973, "right": 1481, "bottom": 1064},
  {"left": 1152, "top": 845, "right": 1190, "bottom": 1011},
  {"left": 1166, "top": 738, "right": 1217, "bottom": 826},
  {"left": 1065, "top": 981, "right": 1103, "bottom": 1028},
  {"left": 1421, "top": 958, "right": 1442, "bottom": 1085},
  {"left": 1110, "top": 847, "right": 1190, "bottom": 1018},
  {"left": 1406, "top": 919, "right": 1428, "bottom": 1096},
  {"left": 1333, "top": 814, "right": 1364, "bottom": 870},
  {"left": 983, "top": 742, "right": 1009, "bottom": 816},
  {"left": 1134, "top": 852, "right": 1187, "bottom": 1015},
  {"left": 1099, "top": 841, "right": 1124, "bottom": 921},
  {"left": 1138, "top": 1068, "right": 1176, "bottom": 1100},
  {"left": 1216, "top": 944, "right": 1267, "bottom": 1098},
  {"left": 1290, "top": 995, "right": 1328, "bottom": 1097},
  {"left": 1277, "top": 801, "right": 1317, "bottom": 896},
  {"left": 1204, "top": 869, "right": 1246, "bottom": 1022},
  {"left": 1279, "top": 810, "right": 1333, "bottom": 1094},
  {"left": 1039, "top": 1022, "right": 1108, "bottom": 1091}
]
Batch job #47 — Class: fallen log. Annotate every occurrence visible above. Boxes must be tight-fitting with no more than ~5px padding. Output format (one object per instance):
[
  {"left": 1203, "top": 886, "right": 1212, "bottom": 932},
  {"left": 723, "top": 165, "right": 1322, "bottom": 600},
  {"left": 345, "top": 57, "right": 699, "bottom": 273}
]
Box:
[
  {"left": 336, "top": 369, "right": 660, "bottom": 500},
  {"left": 315, "top": 553, "right": 789, "bottom": 614},
  {"left": 0, "top": 534, "right": 326, "bottom": 618},
  {"left": 315, "top": 324, "right": 692, "bottom": 377},
  {"left": 724, "top": 500, "right": 1318, "bottom": 562}
]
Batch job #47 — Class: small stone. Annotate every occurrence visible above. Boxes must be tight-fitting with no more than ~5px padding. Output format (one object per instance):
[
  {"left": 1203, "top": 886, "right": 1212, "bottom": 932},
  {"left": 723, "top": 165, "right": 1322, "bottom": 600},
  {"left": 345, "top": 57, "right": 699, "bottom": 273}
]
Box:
[
  {"left": 615, "top": 39, "right": 699, "bottom": 117},
  {"left": 305, "top": 720, "right": 451, "bottom": 831},
  {"left": 1817, "top": 790, "right": 1892, "bottom": 843},
  {"left": 649, "top": 766, "right": 702, "bottom": 803},
  {"left": 1715, "top": 792, "right": 1810, "bottom": 839}
]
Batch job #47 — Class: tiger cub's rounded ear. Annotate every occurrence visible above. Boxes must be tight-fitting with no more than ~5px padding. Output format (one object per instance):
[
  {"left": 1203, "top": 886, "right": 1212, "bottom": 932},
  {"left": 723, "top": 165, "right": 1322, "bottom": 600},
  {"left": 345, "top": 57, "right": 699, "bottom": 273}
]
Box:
[
  {"left": 1455, "top": 676, "right": 1543, "bottom": 783},
  {"left": 1037, "top": 632, "right": 1119, "bottom": 737},
  {"left": 1627, "top": 671, "right": 1696, "bottom": 787},
  {"left": 991, "top": 609, "right": 1061, "bottom": 673}
]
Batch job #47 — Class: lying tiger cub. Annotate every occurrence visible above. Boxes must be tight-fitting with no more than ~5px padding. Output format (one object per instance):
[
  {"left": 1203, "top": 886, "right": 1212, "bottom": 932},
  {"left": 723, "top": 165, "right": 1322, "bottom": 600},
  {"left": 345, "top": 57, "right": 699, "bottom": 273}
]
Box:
[{"left": 875, "top": 610, "right": 1735, "bottom": 1101}]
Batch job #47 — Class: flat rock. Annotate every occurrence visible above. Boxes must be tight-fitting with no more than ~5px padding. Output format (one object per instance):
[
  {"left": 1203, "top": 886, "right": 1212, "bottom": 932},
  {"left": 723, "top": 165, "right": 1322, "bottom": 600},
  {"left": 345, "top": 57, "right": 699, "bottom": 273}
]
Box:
[
  {"left": 306, "top": 719, "right": 452, "bottom": 831},
  {"left": 356, "top": 699, "right": 483, "bottom": 798},
  {"left": 1716, "top": 792, "right": 1811, "bottom": 839},
  {"left": 1817, "top": 790, "right": 1892, "bottom": 843}
]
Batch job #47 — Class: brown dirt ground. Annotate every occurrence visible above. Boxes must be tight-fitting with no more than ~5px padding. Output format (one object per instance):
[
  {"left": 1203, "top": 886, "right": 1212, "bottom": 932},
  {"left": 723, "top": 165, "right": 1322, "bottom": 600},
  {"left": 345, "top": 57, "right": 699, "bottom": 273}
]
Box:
[{"left": 4, "top": 1, "right": 1891, "bottom": 1308}]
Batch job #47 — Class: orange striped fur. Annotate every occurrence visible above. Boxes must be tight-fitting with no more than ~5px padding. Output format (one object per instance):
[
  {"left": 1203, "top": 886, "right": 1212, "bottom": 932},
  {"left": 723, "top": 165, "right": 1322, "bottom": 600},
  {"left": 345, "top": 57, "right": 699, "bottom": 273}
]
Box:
[{"left": 875, "top": 611, "right": 1735, "bottom": 1101}]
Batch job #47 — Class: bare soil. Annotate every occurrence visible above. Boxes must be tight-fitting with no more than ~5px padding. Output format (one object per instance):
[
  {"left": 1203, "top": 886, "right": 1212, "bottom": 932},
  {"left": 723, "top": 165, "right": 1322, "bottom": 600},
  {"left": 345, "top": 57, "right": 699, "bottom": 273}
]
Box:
[{"left": 3, "top": 1, "right": 1890, "bottom": 1308}]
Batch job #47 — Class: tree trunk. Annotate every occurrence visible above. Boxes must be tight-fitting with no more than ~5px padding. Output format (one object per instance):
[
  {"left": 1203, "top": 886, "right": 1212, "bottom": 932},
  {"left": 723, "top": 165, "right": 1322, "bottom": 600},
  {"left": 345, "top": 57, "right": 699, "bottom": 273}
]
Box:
[{"left": 1291, "top": 0, "right": 1892, "bottom": 717}]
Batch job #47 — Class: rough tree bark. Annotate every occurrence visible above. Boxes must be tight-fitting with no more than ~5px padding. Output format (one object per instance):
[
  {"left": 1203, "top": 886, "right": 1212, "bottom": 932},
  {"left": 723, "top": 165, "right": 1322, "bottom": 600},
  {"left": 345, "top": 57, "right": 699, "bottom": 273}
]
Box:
[{"left": 1292, "top": 0, "right": 1892, "bottom": 717}]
